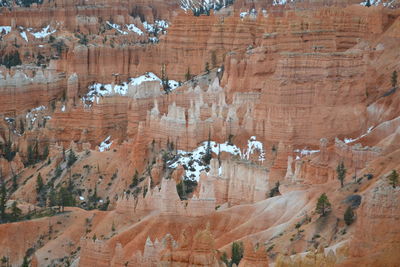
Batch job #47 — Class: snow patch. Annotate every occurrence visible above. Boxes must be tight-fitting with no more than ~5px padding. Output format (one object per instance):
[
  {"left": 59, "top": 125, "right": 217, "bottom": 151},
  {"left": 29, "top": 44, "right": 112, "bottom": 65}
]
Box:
[
  {"left": 29, "top": 25, "right": 56, "bottom": 39},
  {"left": 20, "top": 31, "right": 28, "bottom": 42},
  {"left": 294, "top": 148, "right": 320, "bottom": 157},
  {"left": 0, "top": 26, "right": 11, "bottom": 35},
  {"left": 126, "top": 24, "right": 143, "bottom": 35},
  {"left": 243, "top": 136, "right": 265, "bottom": 162},
  {"left": 343, "top": 126, "right": 374, "bottom": 144},
  {"left": 169, "top": 136, "right": 265, "bottom": 181},
  {"left": 359, "top": 0, "right": 394, "bottom": 6},
  {"left": 99, "top": 136, "right": 112, "bottom": 152},
  {"left": 82, "top": 72, "right": 180, "bottom": 107},
  {"left": 106, "top": 21, "right": 128, "bottom": 35}
]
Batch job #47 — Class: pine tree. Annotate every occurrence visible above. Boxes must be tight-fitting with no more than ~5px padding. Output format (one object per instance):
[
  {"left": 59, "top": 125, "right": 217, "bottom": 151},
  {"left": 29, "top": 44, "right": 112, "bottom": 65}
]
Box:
[
  {"left": 0, "top": 179, "right": 7, "bottom": 221},
  {"left": 316, "top": 193, "right": 331, "bottom": 216},
  {"left": 344, "top": 206, "right": 355, "bottom": 226},
  {"left": 27, "top": 144, "right": 34, "bottom": 166},
  {"left": 388, "top": 170, "right": 399, "bottom": 188},
  {"left": 336, "top": 161, "right": 346, "bottom": 188},
  {"left": 366, "top": 0, "right": 371, "bottom": 7},
  {"left": 203, "top": 132, "right": 212, "bottom": 165},
  {"left": 36, "top": 173, "right": 44, "bottom": 194},
  {"left": 12, "top": 175, "right": 18, "bottom": 192},
  {"left": 185, "top": 67, "right": 192, "bottom": 81},
  {"left": 48, "top": 186, "right": 57, "bottom": 207},
  {"left": 231, "top": 241, "right": 244, "bottom": 266},
  {"left": 392, "top": 70, "right": 398, "bottom": 88},
  {"left": 57, "top": 187, "right": 75, "bottom": 212},
  {"left": 67, "top": 150, "right": 77, "bottom": 168},
  {"left": 21, "top": 255, "right": 29, "bottom": 267},
  {"left": 10, "top": 201, "right": 21, "bottom": 222},
  {"left": 161, "top": 64, "right": 170, "bottom": 94},
  {"left": 36, "top": 173, "right": 46, "bottom": 207},
  {"left": 42, "top": 144, "right": 49, "bottom": 160}
]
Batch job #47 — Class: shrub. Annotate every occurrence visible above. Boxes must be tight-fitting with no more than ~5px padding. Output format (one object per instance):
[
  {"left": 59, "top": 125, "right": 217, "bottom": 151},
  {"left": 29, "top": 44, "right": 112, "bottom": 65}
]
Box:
[{"left": 344, "top": 206, "right": 355, "bottom": 226}]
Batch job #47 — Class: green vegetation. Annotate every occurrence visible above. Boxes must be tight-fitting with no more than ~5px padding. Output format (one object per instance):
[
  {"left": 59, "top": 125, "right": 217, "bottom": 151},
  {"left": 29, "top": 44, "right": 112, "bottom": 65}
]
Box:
[
  {"left": 220, "top": 241, "right": 244, "bottom": 267},
  {"left": 336, "top": 161, "right": 346, "bottom": 188},
  {"left": 269, "top": 181, "right": 280, "bottom": 197},
  {"left": 67, "top": 150, "right": 77, "bottom": 168},
  {"left": 392, "top": 70, "right": 398, "bottom": 88},
  {"left": 388, "top": 170, "right": 399, "bottom": 188},
  {"left": 316, "top": 193, "right": 331, "bottom": 217},
  {"left": 344, "top": 206, "right": 355, "bottom": 226},
  {"left": 0, "top": 51, "right": 22, "bottom": 69},
  {"left": 185, "top": 67, "right": 192, "bottom": 81},
  {"left": 176, "top": 179, "right": 198, "bottom": 200}
]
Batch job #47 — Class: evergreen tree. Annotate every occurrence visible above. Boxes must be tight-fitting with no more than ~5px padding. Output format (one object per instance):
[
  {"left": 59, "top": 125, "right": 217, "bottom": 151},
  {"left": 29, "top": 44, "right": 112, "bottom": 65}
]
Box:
[
  {"left": 185, "top": 67, "right": 192, "bottom": 81},
  {"left": 67, "top": 150, "right": 77, "bottom": 168},
  {"left": 2, "top": 51, "right": 21, "bottom": 69},
  {"left": 48, "top": 186, "right": 57, "bottom": 207},
  {"left": 21, "top": 255, "right": 29, "bottom": 267},
  {"left": 366, "top": 0, "right": 371, "bottom": 7},
  {"left": 161, "top": 64, "right": 170, "bottom": 94},
  {"left": 388, "top": 170, "right": 399, "bottom": 188},
  {"left": 27, "top": 144, "right": 35, "bottom": 166},
  {"left": 336, "top": 161, "right": 346, "bottom": 188},
  {"left": 202, "top": 131, "right": 212, "bottom": 165},
  {"left": 42, "top": 144, "right": 49, "bottom": 160},
  {"left": 392, "top": 70, "right": 398, "bottom": 88},
  {"left": 57, "top": 187, "right": 75, "bottom": 212},
  {"left": 36, "top": 173, "right": 46, "bottom": 207},
  {"left": 3, "top": 133, "right": 15, "bottom": 162},
  {"left": 231, "top": 241, "right": 244, "bottom": 266},
  {"left": 344, "top": 206, "right": 355, "bottom": 226},
  {"left": 0, "top": 179, "right": 6, "bottom": 221},
  {"left": 130, "top": 170, "right": 139, "bottom": 188},
  {"left": 36, "top": 173, "right": 44, "bottom": 194},
  {"left": 316, "top": 193, "right": 331, "bottom": 216},
  {"left": 12, "top": 175, "right": 18, "bottom": 192},
  {"left": 10, "top": 201, "right": 21, "bottom": 222}
]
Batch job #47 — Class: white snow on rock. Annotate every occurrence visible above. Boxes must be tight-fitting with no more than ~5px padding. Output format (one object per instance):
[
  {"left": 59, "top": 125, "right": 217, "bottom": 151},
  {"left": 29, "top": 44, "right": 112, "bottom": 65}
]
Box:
[
  {"left": 126, "top": 24, "right": 143, "bottom": 35},
  {"left": 29, "top": 25, "right": 56, "bottom": 39},
  {"left": 168, "top": 141, "right": 241, "bottom": 181},
  {"left": 82, "top": 72, "right": 180, "bottom": 107},
  {"left": 149, "top": 36, "right": 159, "bottom": 43},
  {"left": 20, "top": 32, "right": 28, "bottom": 42},
  {"left": 4, "top": 117, "right": 14, "bottom": 124},
  {"left": 79, "top": 196, "right": 85, "bottom": 201},
  {"left": 0, "top": 26, "right": 11, "bottom": 35},
  {"left": 180, "top": 0, "right": 231, "bottom": 12},
  {"left": 240, "top": 12, "right": 249, "bottom": 19},
  {"left": 99, "top": 136, "right": 113, "bottom": 152},
  {"left": 242, "top": 136, "right": 265, "bottom": 162},
  {"left": 143, "top": 20, "right": 169, "bottom": 42},
  {"left": 61, "top": 105, "right": 66, "bottom": 112},
  {"left": 359, "top": 0, "right": 394, "bottom": 6},
  {"left": 26, "top": 105, "right": 47, "bottom": 125},
  {"left": 294, "top": 148, "right": 320, "bottom": 157},
  {"left": 169, "top": 136, "right": 265, "bottom": 181},
  {"left": 344, "top": 126, "right": 374, "bottom": 144},
  {"left": 106, "top": 21, "right": 128, "bottom": 35},
  {"left": 272, "top": 0, "right": 293, "bottom": 5}
]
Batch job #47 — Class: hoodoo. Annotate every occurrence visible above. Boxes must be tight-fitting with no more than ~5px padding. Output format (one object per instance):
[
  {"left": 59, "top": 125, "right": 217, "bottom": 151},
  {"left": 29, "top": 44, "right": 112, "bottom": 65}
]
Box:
[{"left": 0, "top": 0, "right": 400, "bottom": 266}]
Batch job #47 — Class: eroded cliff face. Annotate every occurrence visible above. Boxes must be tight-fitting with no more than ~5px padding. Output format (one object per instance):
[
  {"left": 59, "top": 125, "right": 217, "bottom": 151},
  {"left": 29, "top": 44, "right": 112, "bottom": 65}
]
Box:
[{"left": 0, "top": 0, "right": 400, "bottom": 266}]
